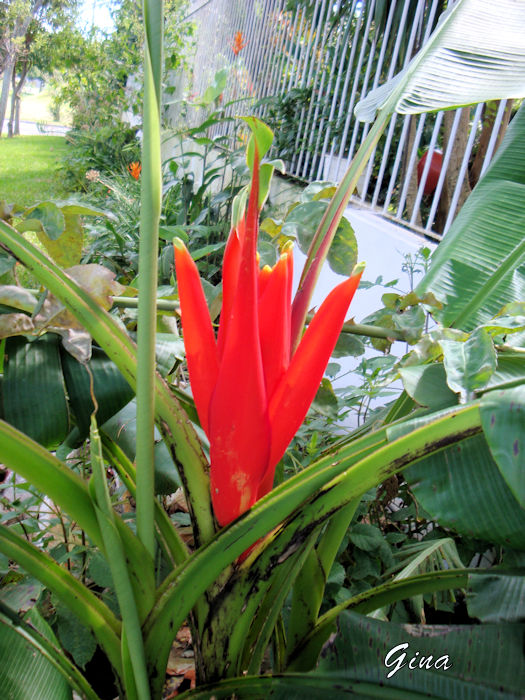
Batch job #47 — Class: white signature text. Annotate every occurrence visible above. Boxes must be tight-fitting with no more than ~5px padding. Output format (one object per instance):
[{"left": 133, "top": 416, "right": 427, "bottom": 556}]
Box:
[{"left": 384, "top": 642, "right": 452, "bottom": 678}]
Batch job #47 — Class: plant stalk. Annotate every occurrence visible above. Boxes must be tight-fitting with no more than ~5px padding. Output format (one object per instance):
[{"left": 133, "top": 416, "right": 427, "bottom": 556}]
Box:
[{"left": 136, "top": 0, "right": 164, "bottom": 560}]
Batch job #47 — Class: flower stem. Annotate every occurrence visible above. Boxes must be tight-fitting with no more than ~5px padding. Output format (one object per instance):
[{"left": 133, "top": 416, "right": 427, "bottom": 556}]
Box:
[{"left": 136, "top": 0, "right": 164, "bottom": 560}]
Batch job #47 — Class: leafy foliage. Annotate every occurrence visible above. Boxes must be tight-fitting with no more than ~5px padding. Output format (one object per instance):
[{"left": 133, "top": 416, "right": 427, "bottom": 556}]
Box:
[{"left": 1, "top": 1, "right": 525, "bottom": 698}]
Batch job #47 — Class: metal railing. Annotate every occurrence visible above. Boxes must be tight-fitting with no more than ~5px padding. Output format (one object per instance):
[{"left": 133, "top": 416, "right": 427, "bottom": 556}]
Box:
[{"left": 179, "top": 0, "right": 512, "bottom": 239}]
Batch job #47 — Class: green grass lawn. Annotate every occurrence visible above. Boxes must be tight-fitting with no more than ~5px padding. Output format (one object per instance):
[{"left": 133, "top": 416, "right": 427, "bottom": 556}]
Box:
[{"left": 0, "top": 135, "right": 71, "bottom": 207}]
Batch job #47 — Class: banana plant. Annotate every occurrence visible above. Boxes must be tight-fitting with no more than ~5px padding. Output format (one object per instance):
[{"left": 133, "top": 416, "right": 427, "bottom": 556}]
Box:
[{"left": 1, "top": 0, "right": 525, "bottom": 698}]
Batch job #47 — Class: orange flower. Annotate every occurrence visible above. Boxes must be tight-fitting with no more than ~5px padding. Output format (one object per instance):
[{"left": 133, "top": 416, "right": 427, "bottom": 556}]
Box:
[
  {"left": 231, "top": 31, "right": 247, "bottom": 56},
  {"left": 128, "top": 162, "right": 141, "bottom": 180}
]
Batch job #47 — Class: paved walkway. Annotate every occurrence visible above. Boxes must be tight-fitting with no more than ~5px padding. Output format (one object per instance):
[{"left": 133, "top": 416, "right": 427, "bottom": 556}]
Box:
[{"left": 1, "top": 120, "right": 68, "bottom": 136}]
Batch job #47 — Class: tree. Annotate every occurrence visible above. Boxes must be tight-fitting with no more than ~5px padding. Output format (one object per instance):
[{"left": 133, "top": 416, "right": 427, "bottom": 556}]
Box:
[
  {"left": 4, "top": 0, "right": 80, "bottom": 136},
  {"left": 0, "top": 0, "right": 46, "bottom": 135},
  {"left": 51, "top": 0, "right": 192, "bottom": 130}
]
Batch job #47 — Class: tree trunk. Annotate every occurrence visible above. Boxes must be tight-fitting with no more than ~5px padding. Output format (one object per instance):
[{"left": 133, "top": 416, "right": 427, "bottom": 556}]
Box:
[
  {"left": 470, "top": 100, "right": 513, "bottom": 187},
  {"left": 0, "top": 52, "right": 16, "bottom": 137},
  {"left": 434, "top": 108, "right": 472, "bottom": 234},
  {"left": 8, "top": 60, "right": 30, "bottom": 137},
  {"left": 14, "top": 95, "right": 21, "bottom": 135},
  {"left": 402, "top": 116, "right": 423, "bottom": 227},
  {"left": 8, "top": 69, "right": 17, "bottom": 137}
]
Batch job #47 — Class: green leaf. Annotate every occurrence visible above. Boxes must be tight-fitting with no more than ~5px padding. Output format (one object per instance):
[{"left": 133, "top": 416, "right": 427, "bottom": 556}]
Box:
[
  {"left": 0, "top": 606, "right": 72, "bottom": 700},
  {"left": 480, "top": 315, "right": 525, "bottom": 336},
  {"left": 59, "top": 203, "right": 111, "bottom": 218},
  {"left": 0, "top": 251, "right": 15, "bottom": 275},
  {"left": 348, "top": 523, "right": 384, "bottom": 552},
  {"left": 399, "top": 363, "right": 458, "bottom": 409},
  {"left": 355, "top": 0, "right": 525, "bottom": 121},
  {"left": 487, "top": 353, "right": 525, "bottom": 391},
  {"left": 101, "top": 400, "right": 181, "bottom": 495},
  {"left": 480, "top": 386, "right": 525, "bottom": 507},
  {"left": 200, "top": 67, "right": 228, "bottom": 106},
  {"left": 0, "top": 577, "right": 44, "bottom": 613},
  {"left": 468, "top": 568, "right": 525, "bottom": 623},
  {"left": 21, "top": 202, "right": 65, "bottom": 241},
  {"left": 258, "top": 162, "right": 279, "bottom": 210},
  {"left": 54, "top": 600, "right": 97, "bottom": 670},
  {"left": 159, "top": 224, "right": 189, "bottom": 242},
  {"left": 418, "top": 105, "right": 525, "bottom": 331},
  {"left": 0, "top": 603, "right": 99, "bottom": 700},
  {"left": 332, "top": 332, "right": 365, "bottom": 358},
  {"left": 87, "top": 552, "right": 114, "bottom": 590},
  {"left": 300, "top": 181, "right": 338, "bottom": 203},
  {"left": 60, "top": 345, "right": 135, "bottom": 439},
  {"left": 311, "top": 378, "right": 338, "bottom": 418},
  {"left": 441, "top": 328, "right": 497, "bottom": 401},
  {"left": 260, "top": 217, "right": 283, "bottom": 237},
  {"left": 282, "top": 201, "right": 358, "bottom": 277},
  {"left": 176, "top": 610, "right": 525, "bottom": 698},
  {"left": 242, "top": 116, "right": 274, "bottom": 167},
  {"left": 405, "top": 433, "right": 525, "bottom": 550},
  {"left": 190, "top": 241, "right": 225, "bottom": 261},
  {"left": 0, "top": 522, "right": 121, "bottom": 675},
  {"left": 318, "top": 610, "right": 525, "bottom": 699},
  {"left": 2, "top": 335, "right": 69, "bottom": 448},
  {"left": 37, "top": 209, "right": 84, "bottom": 267},
  {"left": 325, "top": 216, "right": 358, "bottom": 277},
  {"left": 392, "top": 305, "right": 426, "bottom": 344},
  {"left": 154, "top": 333, "right": 185, "bottom": 377}
]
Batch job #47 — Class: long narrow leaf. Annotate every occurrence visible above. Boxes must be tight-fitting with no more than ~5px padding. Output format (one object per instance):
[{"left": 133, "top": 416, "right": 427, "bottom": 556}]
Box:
[
  {"left": 101, "top": 435, "right": 189, "bottom": 567},
  {"left": 89, "top": 417, "right": 150, "bottom": 699},
  {"left": 0, "top": 420, "right": 101, "bottom": 547},
  {"left": 0, "top": 418, "right": 155, "bottom": 619},
  {"left": 0, "top": 525, "right": 122, "bottom": 675},
  {"left": 417, "top": 104, "right": 525, "bottom": 330},
  {"left": 0, "top": 602, "right": 100, "bottom": 700},
  {"left": 143, "top": 404, "right": 482, "bottom": 696},
  {"left": 0, "top": 220, "right": 215, "bottom": 544}
]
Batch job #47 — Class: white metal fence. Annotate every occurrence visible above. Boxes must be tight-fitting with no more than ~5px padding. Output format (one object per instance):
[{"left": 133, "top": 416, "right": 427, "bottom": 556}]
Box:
[{"left": 182, "top": 0, "right": 512, "bottom": 239}]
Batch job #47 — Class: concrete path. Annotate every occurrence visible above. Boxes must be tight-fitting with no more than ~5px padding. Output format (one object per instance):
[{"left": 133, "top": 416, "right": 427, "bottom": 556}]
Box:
[{"left": 1, "top": 120, "right": 68, "bottom": 136}]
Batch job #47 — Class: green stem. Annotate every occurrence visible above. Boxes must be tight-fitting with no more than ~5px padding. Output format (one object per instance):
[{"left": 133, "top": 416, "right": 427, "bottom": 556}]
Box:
[
  {"left": 112, "top": 298, "right": 408, "bottom": 341},
  {"left": 136, "top": 0, "right": 164, "bottom": 561},
  {"left": 113, "top": 297, "right": 178, "bottom": 311}
]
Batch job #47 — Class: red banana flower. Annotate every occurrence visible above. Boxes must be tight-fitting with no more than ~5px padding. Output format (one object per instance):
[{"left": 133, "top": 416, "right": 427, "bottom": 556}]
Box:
[{"left": 174, "top": 154, "right": 363, "bottom": 527}]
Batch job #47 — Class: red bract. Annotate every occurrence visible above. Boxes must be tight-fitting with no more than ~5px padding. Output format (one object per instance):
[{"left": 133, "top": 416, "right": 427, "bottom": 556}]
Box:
[{"left": 174, "top": 153, "right": 363, "bottom": 527}]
